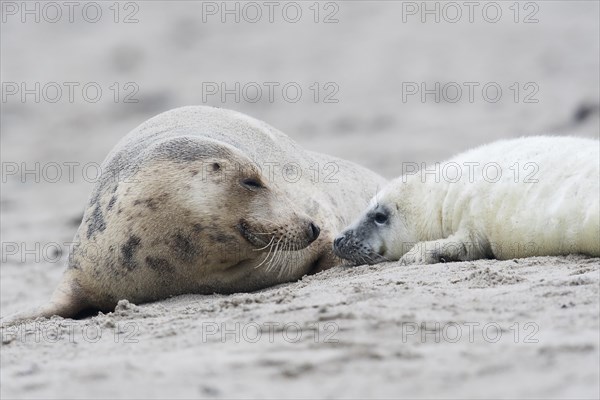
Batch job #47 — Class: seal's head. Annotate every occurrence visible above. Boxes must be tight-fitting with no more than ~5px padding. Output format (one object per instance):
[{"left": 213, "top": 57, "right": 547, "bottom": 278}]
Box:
[
  {"left": 332, "top": 181, "right": 415, "bottom": 265},
  {"left": 107, "top": 135, "right": 321, "bottom": 280},
  {"left": 167, "top": 138, "right": 321, "bottom": 258}
]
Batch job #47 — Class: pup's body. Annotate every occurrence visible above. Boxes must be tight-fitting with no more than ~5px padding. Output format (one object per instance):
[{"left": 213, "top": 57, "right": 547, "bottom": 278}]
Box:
[{"left": 334, "top": 136, "right": 600, "bottom": 265}]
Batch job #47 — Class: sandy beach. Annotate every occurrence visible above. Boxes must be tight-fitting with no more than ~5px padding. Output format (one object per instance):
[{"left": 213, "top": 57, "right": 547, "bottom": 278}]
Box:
[{"left": 1, "top": 1, "right": 599, "bottom": 398}]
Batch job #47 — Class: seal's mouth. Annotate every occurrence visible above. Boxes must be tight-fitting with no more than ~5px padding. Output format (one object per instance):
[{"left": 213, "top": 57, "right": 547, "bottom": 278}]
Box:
[
  {"left": 333, "top": 233, "right": 387, "bottom": 266},
  {"left": 334, "top": 247, "right": 386, "bottom": 266},
  {"left": 237, "top": 220, "right": 270, "bottom": 248}
]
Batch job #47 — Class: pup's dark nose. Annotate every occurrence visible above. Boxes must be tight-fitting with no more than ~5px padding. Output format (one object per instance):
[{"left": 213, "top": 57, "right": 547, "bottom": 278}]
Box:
[
  {"left": 308, "top": 222, "right": 320, "bottom": 243},
  {"left": 333, "top": 235, "right": 344, "bottom": 249}
]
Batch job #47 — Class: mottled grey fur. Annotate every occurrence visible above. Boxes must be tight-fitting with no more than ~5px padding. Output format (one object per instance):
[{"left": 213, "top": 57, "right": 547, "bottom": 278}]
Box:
[{"left": 2, "top": 106, "right": 386, "bottom": 325}]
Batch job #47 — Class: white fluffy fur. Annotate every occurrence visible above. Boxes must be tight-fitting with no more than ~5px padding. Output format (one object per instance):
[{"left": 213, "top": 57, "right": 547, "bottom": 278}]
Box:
[{"left": 363, "top": 136, "right": 599, "bottom": 264}]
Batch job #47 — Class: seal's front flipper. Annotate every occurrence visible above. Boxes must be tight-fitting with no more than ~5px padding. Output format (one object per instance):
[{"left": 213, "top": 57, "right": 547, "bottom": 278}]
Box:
[{"left": 400, "top": 231, "right": 489, "bottom": 265}]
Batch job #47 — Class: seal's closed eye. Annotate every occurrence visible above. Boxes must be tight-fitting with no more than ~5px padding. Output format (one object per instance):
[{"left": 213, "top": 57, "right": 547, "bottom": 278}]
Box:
[{"left": 241, "top": 178, "right": 263, "bottom": 190}]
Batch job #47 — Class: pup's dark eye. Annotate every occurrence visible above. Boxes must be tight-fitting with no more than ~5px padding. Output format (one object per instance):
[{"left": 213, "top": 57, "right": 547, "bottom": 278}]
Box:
[
  {"left": 242, "top": 178, "right": 263, "bottom": 190},
  {"left": 374, "top": 212, "right": 388, "bottom": 224}
]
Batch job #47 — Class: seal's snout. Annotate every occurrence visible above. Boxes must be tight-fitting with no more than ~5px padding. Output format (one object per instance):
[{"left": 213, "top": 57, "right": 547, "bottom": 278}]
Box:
[
  {"left": 333, "top": 234, "right": 344, "bottom": 248},
  {"left": 307, "top": 222, "right": 320, "bottom": 243},
  {"left": 333, "top": 233, "right": 347, "bottom": 257},
  {"left": 332, "top": 230, "right": 383, "bottom": 265}
]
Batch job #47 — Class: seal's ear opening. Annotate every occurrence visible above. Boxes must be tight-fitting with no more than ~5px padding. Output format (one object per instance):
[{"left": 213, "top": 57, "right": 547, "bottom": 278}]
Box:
[{"left": 211, "top": 162, "right": 221, "bottom": 172}]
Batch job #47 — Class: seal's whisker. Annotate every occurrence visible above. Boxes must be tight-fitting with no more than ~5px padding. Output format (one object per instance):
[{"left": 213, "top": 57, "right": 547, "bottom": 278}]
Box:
[
  {"left": 358, "top": 254, "right": 369, "bottom": 266},
  {"left": 377, "top": 253, "right": 391, "bottom": 262},
  {"left": 286, "top": 242, "right": 301, "bottom": 276},
  {"left": 274, "top": 237, "right": 289, "bottom": 274},
  {"left": 272, "top": 239, "right": 285, "bottom": 273},
  {"left": 267, "top": 238, "right": 283, "bottom": 272},
  {"left": 254, "top": 237, "right": 277, "bottom": 269},
  {"left": 253, "top": 236, "right": 275, "bottom": 251},
  {"left": 362, "top": 253, "right": 376, "bottom": 264},
  {"left": 266, "top": 237, "right": 284, "bottom": 273},
  {"left": 254, "top": 243, "right": 274, "bottom": 269},
  {"left": 289, "top": 243, "right": 300, "bottom": 275},
  {"left": 270, "top": 238, "right": 283, "bottom": 265},
  {"left": 279, "top": 237, "right": 293, "bottom": 277},
  {"left": 285, "top": 238, "right": 295, "bottom": 272}
]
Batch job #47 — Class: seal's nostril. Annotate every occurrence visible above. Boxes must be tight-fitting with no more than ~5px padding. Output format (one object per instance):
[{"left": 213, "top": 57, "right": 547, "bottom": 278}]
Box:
[
  {"left": 333, "top": 235, "right": 344, "bottom": 248},
  {"left": 308, "top": 222, "right": 320, "bottom": 243}
]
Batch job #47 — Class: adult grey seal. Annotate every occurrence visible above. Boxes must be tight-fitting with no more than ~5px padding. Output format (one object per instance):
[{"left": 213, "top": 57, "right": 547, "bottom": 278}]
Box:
[{"left": 3, "top": 106, "right": 386, "bottom": 325}]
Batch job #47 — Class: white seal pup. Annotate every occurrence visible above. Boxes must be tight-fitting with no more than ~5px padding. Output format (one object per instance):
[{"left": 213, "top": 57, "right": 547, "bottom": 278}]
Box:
[
  {"left": 333, "top": 136, "right": 599, "bottom": 265},
  {"left": 2, "top": 106, "right": 386, "bottom": 325}
]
